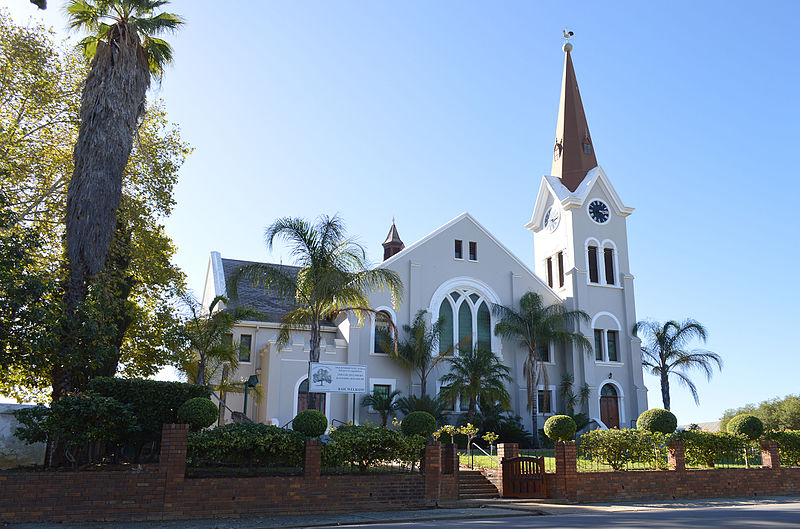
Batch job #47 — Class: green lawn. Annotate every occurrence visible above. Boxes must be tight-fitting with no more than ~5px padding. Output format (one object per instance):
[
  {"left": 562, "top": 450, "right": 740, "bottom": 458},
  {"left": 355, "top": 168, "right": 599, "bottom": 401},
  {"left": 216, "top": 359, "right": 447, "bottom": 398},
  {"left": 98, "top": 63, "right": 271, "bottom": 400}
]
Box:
[{"left": 459, "top": 449, "right": 556, "bottom": 472}]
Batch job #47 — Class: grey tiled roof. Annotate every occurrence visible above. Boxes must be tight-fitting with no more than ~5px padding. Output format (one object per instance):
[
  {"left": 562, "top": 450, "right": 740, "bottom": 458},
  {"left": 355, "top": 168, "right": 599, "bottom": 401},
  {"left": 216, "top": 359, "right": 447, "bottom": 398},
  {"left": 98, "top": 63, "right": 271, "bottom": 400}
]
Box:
[{"left": 221, "top": 258, "right": 300, "bottom": 323}]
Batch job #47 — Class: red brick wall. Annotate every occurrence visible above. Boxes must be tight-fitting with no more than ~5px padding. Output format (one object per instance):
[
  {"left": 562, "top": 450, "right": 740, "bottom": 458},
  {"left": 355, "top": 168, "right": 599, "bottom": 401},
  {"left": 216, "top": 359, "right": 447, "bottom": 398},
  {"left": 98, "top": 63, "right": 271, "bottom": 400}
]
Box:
[{"left": 0, "top": 426, "right": 456, "bottom": 523}]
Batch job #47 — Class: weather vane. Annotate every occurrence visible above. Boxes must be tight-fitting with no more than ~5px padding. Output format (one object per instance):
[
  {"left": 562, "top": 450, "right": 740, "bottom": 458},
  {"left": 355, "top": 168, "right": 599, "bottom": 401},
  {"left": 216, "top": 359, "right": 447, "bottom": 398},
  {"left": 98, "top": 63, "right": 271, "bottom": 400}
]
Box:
[{"left": 562, "top": 28, "right": 574, "bottom": 52}]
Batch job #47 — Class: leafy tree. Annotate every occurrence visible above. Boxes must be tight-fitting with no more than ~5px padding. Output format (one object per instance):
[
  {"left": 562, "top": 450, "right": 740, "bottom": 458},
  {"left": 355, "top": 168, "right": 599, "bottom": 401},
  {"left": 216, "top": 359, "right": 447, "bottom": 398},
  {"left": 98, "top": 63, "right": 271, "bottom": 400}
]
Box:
[
  {"left": 385, "top": 309, "right": 451, "bottom": 397},
  {"left": 0, "top": 12, "right": 189, "bottom": 400},
  {"left": 360, "top": 388, "right": 401, "bottom": 427},
  {"left": 59, "top": 0, "right": 184, "bottom": 398},
  {"left": 439, "top": 345, "right": 511, "bottom": 423},
  {"left": 493, "top": 291, "right": 591, "bottom": 447},
  {"left": 230, "top": 215, "right": 403, "bottom": 410},
  {"left": 720, "top": 394, "right": 800, "bottom": 432},
  {"left": 633, "top": 319, "right": 722, "bottom": 411}
]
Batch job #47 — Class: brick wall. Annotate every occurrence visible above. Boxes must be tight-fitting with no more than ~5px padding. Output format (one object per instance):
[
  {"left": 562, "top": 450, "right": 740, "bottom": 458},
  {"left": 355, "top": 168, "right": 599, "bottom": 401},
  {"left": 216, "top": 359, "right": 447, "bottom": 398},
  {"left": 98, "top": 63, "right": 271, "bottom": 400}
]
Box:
[{"left": 0, "top": 426, "right": 457, "bottom": 523}]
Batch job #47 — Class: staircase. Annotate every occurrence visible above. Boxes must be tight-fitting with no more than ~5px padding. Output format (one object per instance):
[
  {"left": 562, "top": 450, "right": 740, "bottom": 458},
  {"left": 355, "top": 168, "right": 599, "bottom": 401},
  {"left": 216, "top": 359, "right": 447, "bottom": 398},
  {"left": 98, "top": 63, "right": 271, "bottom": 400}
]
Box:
[{"left": 458, "top": 469, "right": 500, "bottom": 499}]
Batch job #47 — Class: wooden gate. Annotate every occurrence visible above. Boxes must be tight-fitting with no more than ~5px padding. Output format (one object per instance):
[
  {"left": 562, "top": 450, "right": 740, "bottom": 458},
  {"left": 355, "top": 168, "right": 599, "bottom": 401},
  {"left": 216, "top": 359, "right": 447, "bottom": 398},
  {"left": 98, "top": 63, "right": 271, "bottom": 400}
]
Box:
[{"left": 501, "top": 456, "right": 547, "bottom": 498}]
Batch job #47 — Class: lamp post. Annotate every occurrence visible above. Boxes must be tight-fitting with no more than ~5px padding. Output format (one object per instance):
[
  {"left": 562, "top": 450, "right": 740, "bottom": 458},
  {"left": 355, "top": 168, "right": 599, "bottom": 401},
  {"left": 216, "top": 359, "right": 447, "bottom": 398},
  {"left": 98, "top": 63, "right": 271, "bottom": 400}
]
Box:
[{"left": 243, "top": 374, "right": 259, "bottom": 417}]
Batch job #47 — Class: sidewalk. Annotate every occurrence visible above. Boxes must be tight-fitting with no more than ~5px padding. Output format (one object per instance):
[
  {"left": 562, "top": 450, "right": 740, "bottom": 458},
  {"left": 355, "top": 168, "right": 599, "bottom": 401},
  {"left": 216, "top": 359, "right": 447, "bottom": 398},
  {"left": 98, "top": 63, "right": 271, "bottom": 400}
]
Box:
[{"left": 5, "top": 495, "right": 800, "bottom": 529}]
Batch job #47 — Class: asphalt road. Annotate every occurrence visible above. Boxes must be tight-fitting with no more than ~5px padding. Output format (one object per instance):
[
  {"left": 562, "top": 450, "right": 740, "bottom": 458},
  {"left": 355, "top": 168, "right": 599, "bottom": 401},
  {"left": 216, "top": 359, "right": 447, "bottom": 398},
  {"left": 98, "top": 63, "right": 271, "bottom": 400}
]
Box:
[{"left": 316, "top": 500, "right": 800, "bottom": 529}]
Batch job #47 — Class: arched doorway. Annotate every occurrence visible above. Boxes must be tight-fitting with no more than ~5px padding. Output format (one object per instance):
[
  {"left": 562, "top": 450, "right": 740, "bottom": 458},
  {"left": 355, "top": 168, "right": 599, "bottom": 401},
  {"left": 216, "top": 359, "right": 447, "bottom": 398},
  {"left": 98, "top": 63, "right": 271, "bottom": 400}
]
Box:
[
  {"left": 600, "top": 384, "right": 620, "bottom": 429},
  {"left": 297, "top": 378, "right": 326, "bottom": 414}
]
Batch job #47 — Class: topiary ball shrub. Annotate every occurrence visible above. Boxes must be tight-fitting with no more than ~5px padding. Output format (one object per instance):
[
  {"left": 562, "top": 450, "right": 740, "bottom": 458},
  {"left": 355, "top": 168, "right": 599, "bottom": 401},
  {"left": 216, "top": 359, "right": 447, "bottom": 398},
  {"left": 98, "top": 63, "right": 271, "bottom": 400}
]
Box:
[
  {"left": 636, "top": 408, "right": 678, "bottom": 434},
  {"left": 177, "top": 397, "right": 219, "bottom": 431},
  {"left": 727, "top": 414, "right": 764, "bottom": 440},
  {"left": 543, "top": 415, "right": 577, "bottom": 442},
  {"left": 293, "top": 409, "right": 328, "bottom": 437},
  {"left": 401, "top": 411, "right": 437, "bottom": 438}
]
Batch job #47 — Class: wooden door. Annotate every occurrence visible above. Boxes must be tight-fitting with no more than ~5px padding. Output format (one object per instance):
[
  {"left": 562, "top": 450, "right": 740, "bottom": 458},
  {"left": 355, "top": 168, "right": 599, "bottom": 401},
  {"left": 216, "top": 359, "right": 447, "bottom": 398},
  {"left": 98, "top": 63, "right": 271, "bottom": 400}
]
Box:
[{"left": 600, "top": 396, "right": 619, "bottom": 429}]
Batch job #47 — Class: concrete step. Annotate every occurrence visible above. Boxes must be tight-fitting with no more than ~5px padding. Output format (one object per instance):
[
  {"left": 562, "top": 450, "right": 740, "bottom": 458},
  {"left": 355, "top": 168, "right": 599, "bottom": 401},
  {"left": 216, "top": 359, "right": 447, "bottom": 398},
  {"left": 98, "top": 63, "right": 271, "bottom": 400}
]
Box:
[{"left": 458, "top": 470, "right": 500, "bottom": 500}]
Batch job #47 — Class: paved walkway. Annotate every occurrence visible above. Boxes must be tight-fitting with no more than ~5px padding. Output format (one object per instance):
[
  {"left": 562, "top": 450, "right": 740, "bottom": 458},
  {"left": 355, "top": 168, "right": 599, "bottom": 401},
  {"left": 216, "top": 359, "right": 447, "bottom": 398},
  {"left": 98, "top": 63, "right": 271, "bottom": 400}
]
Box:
[{"left": 5, "top": 496, "right": 800, "bottom": 529}]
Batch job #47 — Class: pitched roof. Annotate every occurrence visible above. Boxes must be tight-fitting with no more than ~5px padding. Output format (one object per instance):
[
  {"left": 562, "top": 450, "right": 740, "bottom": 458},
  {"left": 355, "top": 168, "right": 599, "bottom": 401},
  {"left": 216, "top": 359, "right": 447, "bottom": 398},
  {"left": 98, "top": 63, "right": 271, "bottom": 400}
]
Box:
[
  {"left": 551, "top": 43, "right": 598, "bottom": 192},
  {"left": 220, "top": 258, "right": 299, "bottom": 322},
  {"left": 382, "top": 221, "right": 404, "bottom": 246}
]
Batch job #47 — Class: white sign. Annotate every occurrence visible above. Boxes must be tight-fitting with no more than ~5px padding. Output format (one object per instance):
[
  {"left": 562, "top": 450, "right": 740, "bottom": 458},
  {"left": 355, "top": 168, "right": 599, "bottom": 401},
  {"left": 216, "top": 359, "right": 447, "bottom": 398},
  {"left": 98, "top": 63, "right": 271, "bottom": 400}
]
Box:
[{"left": 309, "top": 363, "right": 367, "bottom": 394}]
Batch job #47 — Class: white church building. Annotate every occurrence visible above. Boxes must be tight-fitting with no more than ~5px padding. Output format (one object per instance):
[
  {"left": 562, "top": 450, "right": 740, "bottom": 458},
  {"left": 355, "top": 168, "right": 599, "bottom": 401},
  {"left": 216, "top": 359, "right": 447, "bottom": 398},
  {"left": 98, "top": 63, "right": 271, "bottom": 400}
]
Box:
[{"left": 201, "top": 41, "right": 649, "bottom": 433}]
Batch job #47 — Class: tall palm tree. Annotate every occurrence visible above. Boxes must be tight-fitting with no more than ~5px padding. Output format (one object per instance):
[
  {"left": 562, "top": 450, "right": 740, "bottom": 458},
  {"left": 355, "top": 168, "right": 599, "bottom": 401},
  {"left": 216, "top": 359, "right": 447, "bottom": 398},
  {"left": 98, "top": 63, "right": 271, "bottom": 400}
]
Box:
[
  {"left": 633, "top": 319, "right": 722, "bottom": 411},
  {"left": 385, "top": 310, "right": 451, "bottom": 397},
  {"left": 230, "top": 215, "right": 403, "bottom": 411},
  {"left": 439, "top": 345, "right": 511, "bottom": 423},
  {"left": 360, "top": 388, "right": 401, "bottom": 427},
  {"left": 493, "top": 291, "right": 591, "bottom": 448},
  {"left": 58, "top": 0, "right": 183, "bottom": 398}
]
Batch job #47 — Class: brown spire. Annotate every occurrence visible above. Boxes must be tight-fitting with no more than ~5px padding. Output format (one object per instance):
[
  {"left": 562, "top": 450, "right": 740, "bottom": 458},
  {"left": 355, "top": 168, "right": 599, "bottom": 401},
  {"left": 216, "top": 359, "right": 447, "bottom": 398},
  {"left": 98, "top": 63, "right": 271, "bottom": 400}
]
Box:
[
  {"left": 382, "top": 218, "right": 404, "bottom": 260},
  {"left": 551, "top": 40, "right": 597, "bottom": 192}
]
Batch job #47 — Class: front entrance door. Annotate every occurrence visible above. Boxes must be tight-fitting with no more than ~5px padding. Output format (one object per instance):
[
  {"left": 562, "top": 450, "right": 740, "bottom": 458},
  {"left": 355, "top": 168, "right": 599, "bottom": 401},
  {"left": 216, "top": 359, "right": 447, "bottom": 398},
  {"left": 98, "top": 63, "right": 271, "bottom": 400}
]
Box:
[{"left": 600, "top": 384, "right": 620, "bottom": 429}]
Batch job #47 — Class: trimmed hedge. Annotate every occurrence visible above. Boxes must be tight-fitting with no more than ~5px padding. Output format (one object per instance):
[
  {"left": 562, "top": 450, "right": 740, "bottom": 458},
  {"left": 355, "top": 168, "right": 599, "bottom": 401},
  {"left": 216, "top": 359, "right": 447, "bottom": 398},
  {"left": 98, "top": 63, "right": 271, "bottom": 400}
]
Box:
[
  {"left": 727, "top": 414, "right": 764, "bottom": 440},
  {"left": 88, "top": 377, "right": 210, "bottom": 442},
  {"left": 674, "top": 430, "right": 748, "bottom": 467},
  {"left": 178, "top": 397, "right": 219, "bottom": 431},
  {"left": 187, "top": 423, "right": 305, "bottom": 468},
  {"left": 544, "top": 415, "right": 577, "bottom": 442},
  {"left": 292, "top": 409, "right": 328, "bottom": 437},
  {"left": 637, "top": 408, "right": 677, "bottom": 434},
  {"left": 579, "top": 428, "right": 665, "bottom": 470},
  {"left": 765, "top": 430, "right": 800, "bottom": 466},
  {"left": 324, "top": 424, "right": 426, "bottom": 472},
  {"left": 401, "top": 411, "right": 437, "bottom": 438}
]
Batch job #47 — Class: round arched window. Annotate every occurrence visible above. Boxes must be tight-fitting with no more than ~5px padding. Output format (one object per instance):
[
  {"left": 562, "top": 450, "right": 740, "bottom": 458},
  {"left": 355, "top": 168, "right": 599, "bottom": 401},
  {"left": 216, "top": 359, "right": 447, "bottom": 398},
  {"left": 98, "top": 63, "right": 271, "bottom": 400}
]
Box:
[{"left": 374, "top": 310, "right": 393, "bottom": 354}]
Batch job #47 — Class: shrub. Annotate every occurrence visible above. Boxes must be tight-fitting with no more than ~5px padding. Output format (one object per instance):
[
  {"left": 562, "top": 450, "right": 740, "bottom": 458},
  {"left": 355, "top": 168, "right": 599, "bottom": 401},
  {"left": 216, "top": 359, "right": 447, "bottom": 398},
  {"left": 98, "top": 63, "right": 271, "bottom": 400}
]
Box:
[
  {"left": 764, "top": 430, "right": 800, "bottom": 466},
  {"left": 324, "top": 424, "right": 425, "bottom": 472},
  {"left": 177, "top": 397, "right": 218, "bottom": 431},
  {"left": 401, "top": 411, "right": 437, "bottom": 438},
  {"left": 636, "top": 408, "right": 678, "bottom": 434},
  {"left": 292, "top": 409, "right": 328, "bottom": 437},
  {"left": 187, "top": 423, "right": 305, "bottom": 468},
  {"left": 578, "top": 428, "right": 656, "bottom": 470},
  {"left": 727, "top": 414, "right": 764, "bottom": 440},
  {"left": 87, "top": 377, "right": 209, "bottom": 443},
  {"left": 674, "top": 430, "right": 748, "bottom": 468},
  {"left": 14, "top": 395, "right": 137, "bottom": 466},
  {"left": 544, "top": 415, "right": 577, "bottom": 442}
]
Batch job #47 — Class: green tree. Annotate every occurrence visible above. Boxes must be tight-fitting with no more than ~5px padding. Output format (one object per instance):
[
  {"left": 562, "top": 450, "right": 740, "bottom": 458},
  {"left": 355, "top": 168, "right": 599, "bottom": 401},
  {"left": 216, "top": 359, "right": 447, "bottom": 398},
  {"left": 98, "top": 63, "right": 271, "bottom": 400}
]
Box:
[
  {"left": 360, "top": 388, "right": 401, "bottom": 427},
  {"left": 493, "top": 291, "right": 591, "bottom": 448},
  {"left": 633, "top": 319, "right": 722, "bottom": 411},
  {"left": 230, "top": 215, "right": 403, "bottom": 411},
  {"left": 386, "top": 309, "right": 451, "bottom": 397},
  {"left": 59, "top": 0, "right": 184, "bottom": 398},
  {"left": 720, "top": 394, "right": 800, "bottom": 432},
  {"left": 439, "top": 345, "right": 511, "bottom": 423},
  {"left": 0, "top": 12, "right": 189, "bottom": 401}
]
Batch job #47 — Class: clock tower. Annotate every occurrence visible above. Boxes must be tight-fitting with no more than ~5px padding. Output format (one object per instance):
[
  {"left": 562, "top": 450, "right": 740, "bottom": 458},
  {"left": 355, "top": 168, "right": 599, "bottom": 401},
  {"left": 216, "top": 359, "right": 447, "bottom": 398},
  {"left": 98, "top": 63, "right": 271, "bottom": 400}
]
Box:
[{"left": 526, "top": 37, "right": 648, "bottom": 428}]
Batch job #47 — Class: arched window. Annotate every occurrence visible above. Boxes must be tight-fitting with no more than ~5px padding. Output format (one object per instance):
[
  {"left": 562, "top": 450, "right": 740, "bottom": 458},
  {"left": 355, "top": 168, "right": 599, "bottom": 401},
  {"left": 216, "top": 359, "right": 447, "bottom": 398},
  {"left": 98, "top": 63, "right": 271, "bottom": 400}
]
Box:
[
  {"left": 437, "top": 288, "right": 492, "bottom": 354},
  {"left": 586, "top": 238, "right": 619, "bottom": 287},
  {"left": 374, "top": 310, "right": 392, "bottom": 354},
  {"left": 297, "top": 379, "right": 326, "bottom": 414},
  {"left": 592, "top": 312, "right": 621, "bottom": 363}
]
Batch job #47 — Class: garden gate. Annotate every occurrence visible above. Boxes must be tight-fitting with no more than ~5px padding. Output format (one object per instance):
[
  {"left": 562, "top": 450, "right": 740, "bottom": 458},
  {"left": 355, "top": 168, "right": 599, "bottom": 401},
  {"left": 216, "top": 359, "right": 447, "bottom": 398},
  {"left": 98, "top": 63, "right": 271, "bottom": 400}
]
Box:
[{"left": 501, "top": 456, "right": 547, "bottom": 498}]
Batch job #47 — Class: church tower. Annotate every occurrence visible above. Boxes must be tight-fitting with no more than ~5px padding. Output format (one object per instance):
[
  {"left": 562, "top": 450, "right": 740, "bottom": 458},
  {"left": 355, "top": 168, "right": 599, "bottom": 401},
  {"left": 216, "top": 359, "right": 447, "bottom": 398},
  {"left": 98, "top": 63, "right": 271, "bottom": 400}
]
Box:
[
  {"left": 382, "top": 219, "right": 405, "bottom": 261},
  {"left": 527, "top": 36, "right": 648, "bottom": 429}
]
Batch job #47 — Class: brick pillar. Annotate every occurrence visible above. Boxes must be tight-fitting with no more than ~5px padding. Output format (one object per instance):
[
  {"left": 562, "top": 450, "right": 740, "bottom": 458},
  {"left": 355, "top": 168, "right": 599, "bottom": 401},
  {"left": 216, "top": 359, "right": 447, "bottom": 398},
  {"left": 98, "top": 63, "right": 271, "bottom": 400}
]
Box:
[
  {"left": 761, "top": 441, "right": 781, "bottom": 470},
  {"left": 160, "top": 424, "right": 189, "bottom": 514},
  {"left": 304, "top": 439, "right": 321, "bottom": 479},
  {"left": 424, "top": 441, "right": 442, "bottom": 503},
  {"left": 668, "top": 441, "right": 686, "bottom": 472},
  {"left": 496, "top": 443, "right": 519, "bottom": 497},
  {"left": 555, "top": 441, "right": 577, "bottom": 501}
]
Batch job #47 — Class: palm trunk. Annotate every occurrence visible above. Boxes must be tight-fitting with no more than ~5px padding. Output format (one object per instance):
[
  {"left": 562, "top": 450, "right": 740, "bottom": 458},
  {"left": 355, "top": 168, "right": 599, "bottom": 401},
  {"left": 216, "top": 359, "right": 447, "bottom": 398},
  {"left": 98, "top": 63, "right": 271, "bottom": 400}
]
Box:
[
  {"left": 661, "top": 372, "right": 670, "bottom": 411},
  {"left": 419, "top": 370, "right": 427, "bottom": 398},
  {"left": 531, "top": 399, "right": 540, "bottom": 449},
  {"left": 307, "top": 319, "right": 320, "bottom": 411}
]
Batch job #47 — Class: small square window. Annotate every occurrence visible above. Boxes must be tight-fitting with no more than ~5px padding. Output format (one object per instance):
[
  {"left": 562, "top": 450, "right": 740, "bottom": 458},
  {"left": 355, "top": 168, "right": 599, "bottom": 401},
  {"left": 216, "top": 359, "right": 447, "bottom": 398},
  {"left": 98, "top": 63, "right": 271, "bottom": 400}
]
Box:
[
  {"left": 536, "top": 343, "right": 550, "bottom": 363},
  {"left": 454, "top": 240, "right": 463, "bottom": 259},
  {"left": 239, "top": 334, "right": 252, "bottom": 362},
  {"left": 537, "top": 390, "right": 552, "bottom": 414},
  {"left": 373, "top": 384, "right": 391, "bottom": 400},
  {"left": 468, "top": 241, "right": 477, "bottom": 261}
]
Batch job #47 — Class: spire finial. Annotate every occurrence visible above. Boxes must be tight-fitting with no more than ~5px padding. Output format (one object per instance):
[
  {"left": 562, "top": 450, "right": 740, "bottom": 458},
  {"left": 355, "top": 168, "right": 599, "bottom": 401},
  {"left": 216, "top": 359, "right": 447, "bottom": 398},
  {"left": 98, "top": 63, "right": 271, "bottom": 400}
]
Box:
[{"left": 562, "top": 28, "right": 574, "bottom": 52}]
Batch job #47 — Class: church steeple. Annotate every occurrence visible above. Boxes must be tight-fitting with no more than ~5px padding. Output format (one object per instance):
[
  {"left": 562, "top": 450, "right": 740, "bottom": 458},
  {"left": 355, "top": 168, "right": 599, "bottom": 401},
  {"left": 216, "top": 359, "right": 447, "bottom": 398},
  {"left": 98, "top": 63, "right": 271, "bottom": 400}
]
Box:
[
  {"left": 551, "top": 38, "right": 597, "bottom": 192},
  {"left": 382, "top": 219, "right": 404, "bottom": 260}
]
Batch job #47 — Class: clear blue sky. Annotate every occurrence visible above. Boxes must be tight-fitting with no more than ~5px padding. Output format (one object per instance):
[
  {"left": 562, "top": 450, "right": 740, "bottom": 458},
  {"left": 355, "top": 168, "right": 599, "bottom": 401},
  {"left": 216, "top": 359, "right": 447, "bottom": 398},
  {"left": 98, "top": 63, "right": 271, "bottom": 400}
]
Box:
[{"left": 5, "top": 0, "right": 799, "bottom": 425}]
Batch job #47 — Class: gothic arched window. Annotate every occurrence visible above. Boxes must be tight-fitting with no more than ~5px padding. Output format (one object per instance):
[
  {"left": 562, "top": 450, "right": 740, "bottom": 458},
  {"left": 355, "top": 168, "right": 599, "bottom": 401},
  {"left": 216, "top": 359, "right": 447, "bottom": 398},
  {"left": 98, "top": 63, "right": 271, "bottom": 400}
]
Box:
[
  {"left": 374, "top": 310, "right": 393, "bottom": 354},
  {"left": 437, "top": 289, "right": 492, "bottom": 354}
]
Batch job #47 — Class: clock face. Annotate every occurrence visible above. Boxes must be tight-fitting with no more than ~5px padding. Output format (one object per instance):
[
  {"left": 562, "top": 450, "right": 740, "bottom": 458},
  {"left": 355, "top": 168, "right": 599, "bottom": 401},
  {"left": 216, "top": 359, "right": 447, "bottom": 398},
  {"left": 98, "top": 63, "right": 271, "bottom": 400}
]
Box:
[
  {"left": 588, "top": 200, "right": 610, "bottom": 224},
  {"left": 544, "top": 206, "right": 560, "bottom": 232}
]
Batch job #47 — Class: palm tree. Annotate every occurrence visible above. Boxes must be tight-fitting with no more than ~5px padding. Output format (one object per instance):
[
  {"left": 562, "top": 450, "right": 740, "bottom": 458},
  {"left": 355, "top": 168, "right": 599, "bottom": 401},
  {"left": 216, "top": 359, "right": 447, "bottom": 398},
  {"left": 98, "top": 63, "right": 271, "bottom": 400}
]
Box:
[
  {"left": 58, "top": 0, "right": 183, "bottom": 398},
  {"left": 385, "top": 310, "right": 451, "bottom": 397},
  {"left": 396, "top": 394, "right": 449, "bottom": 425},
  {"left": 633, "top": 319, "right": 722, "bottom": 411},
  {"left": 493, "top": 291, "right": 591, "bottom": 448},
  {"left": 360, "top": 388, "right": 401, "bottom": 427},
  {"left": 439, "top": 345, "right": 511, "bottom": 423},
  {"left": 230, "top": 215, "right": 403, "bottom": 411}
]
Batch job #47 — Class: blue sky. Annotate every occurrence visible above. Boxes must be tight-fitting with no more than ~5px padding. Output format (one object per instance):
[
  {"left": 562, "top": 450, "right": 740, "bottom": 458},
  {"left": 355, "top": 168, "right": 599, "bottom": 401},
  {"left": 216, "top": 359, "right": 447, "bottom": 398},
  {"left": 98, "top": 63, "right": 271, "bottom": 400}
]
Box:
[{"left": 4, "top": 1, "right": 799, "bottom": 424}]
